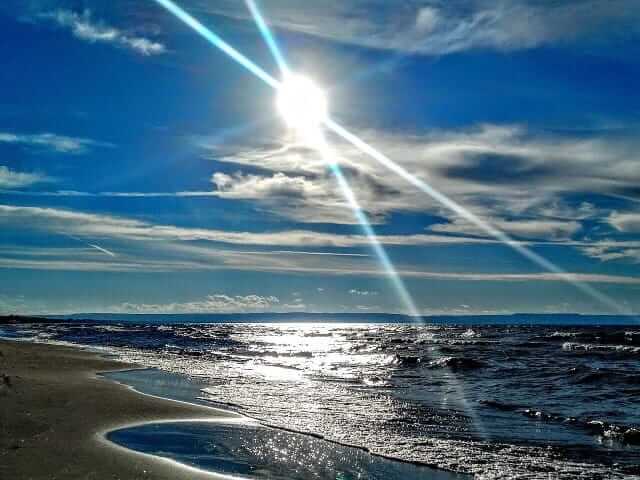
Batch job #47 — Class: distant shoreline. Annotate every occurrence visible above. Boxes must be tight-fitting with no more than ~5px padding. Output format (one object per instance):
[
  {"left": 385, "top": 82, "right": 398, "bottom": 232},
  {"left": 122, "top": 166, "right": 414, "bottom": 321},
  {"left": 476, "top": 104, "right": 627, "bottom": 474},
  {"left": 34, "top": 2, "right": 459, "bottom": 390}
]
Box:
[{"left": 2, "top": 312, "right": 639, "bottom": 326}]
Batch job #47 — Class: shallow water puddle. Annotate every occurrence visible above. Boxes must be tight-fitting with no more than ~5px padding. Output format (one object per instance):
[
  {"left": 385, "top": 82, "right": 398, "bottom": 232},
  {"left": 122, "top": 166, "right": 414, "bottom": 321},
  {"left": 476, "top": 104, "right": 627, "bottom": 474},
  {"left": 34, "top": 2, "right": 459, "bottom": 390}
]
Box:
[{"left": 107, "top": 421, "right": 466, "bottom": 480}]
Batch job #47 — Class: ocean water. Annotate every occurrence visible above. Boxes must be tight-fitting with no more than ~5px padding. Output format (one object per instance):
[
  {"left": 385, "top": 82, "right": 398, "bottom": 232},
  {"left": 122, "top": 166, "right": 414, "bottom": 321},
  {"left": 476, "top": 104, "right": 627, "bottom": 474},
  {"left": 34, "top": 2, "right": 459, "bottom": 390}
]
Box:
[{"left": 3, "top": 318, "right": 640, "bottom": 479}]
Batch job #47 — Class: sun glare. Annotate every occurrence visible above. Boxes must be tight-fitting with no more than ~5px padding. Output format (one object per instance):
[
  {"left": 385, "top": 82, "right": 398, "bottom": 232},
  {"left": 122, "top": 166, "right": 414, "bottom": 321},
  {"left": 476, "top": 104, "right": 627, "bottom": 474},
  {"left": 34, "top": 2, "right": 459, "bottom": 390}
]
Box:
[{"left": 276, "top": 74, "right": 328, "bottom": 140}]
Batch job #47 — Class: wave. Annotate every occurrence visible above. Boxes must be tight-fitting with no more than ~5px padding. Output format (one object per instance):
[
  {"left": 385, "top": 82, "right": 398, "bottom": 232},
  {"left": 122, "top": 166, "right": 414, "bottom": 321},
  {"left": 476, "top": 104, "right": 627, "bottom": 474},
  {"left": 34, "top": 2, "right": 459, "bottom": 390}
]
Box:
[
  {"left": 480, "top": 400, "right": 640, "bottom": 445},
  {"left": 568, "top": 366, "right": 640, "bottom": 386},
  {"left": 388, "top": 354, "right": 422, "bottom": 368},
  {"left": 5, "top": 320, "right": 640, "bottom": 478},
  {"left": 562, "top": 342, "right": 640, "bottom": 358},
  {"left": 252, "top": 349, "right": 315, "bottom": 358},
  {"left": 384, "top": 353, "right": 487, "bottom": 370},
  {"left": 461, "top": 328, "right": 480, "bottom": 338},
  {"left": 584, "top": 421, "right": 640, "bottom": 445},
  {"left": 535, "top": 330, "right": 640, "bottom": 348},
  {"left": 478, "top": 399, "right": 523, "bottom": 412},
  {"left": 428, "top": 356, "right": 487, "bottom": 370}
]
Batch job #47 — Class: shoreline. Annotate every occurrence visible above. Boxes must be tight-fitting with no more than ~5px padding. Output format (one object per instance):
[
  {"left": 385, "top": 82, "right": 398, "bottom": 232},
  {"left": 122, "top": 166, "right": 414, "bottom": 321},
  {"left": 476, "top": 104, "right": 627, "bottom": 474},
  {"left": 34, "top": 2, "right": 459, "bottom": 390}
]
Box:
[
  {"left": 107, "top": 370, "right": 462, "bottom": 476},
  {"left": 0, "top": 339, "right": 241, "bottom": 479},
  {"left": 2, "top": 318, "right": 636, "bottom": 479},
  {"left": 2, "top": 337, "right": 469, "bottom": 480}
]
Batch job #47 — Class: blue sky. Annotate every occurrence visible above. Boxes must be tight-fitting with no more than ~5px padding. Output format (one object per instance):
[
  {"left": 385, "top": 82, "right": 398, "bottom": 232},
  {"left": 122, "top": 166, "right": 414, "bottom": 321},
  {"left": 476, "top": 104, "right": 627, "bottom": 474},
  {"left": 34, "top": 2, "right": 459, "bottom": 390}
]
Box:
[{"left": 1, "top": 0, "right": 639, "bottom": 315}]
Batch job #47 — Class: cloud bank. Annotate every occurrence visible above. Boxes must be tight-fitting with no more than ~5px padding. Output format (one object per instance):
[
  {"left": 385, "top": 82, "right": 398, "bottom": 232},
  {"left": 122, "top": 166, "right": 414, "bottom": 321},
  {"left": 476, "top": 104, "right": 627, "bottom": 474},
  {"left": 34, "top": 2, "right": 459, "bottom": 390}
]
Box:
[
  {"left": 2, "top": 203, "right": 639, "bottom": 278},
  {"left": 119, "top": 294, "right": 280, "bottom": 313}
]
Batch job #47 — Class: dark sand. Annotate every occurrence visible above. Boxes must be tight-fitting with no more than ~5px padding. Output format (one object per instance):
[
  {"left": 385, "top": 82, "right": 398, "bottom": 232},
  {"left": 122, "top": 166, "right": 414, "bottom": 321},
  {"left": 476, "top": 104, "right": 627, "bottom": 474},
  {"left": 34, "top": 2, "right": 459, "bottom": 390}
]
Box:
[{"left": 0, "top": 339, "right": 239, "bottom": 479}]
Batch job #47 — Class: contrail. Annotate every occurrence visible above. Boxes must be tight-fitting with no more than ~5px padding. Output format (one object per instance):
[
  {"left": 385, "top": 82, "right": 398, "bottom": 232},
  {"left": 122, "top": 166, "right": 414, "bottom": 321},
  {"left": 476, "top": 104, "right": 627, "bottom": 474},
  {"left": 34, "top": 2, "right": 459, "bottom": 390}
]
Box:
[
  {"left": 63, "top": 234, "right": 116, "bottom": 257},
  {"left": 87, "top": 243, "right": 117, "bottom": 257}
]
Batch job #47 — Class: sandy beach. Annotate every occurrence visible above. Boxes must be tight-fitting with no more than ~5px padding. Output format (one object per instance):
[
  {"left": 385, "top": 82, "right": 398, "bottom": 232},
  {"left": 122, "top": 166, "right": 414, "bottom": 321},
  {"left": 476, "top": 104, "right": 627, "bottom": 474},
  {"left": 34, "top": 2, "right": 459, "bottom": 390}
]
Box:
[{"left": 0, "top": 339, "right": 239, "bottom": 479}]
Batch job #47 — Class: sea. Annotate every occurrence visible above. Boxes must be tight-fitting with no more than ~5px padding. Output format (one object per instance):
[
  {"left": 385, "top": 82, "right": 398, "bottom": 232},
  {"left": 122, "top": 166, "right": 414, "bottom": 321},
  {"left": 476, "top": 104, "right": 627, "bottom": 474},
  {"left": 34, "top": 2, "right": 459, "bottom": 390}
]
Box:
[{"left": 2, "top": 313, "right": 639, "bottom": 479}]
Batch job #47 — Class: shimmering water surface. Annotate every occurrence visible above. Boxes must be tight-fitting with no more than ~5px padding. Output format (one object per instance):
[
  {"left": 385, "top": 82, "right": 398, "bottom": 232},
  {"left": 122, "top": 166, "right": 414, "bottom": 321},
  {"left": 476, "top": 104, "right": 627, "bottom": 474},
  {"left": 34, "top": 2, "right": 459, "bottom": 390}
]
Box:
[
  {"left": 108, "top": 421, "right": 464, "bottom": 480},
  {"left": 3, "top": 320, "right": 640, "bottom": 479}
]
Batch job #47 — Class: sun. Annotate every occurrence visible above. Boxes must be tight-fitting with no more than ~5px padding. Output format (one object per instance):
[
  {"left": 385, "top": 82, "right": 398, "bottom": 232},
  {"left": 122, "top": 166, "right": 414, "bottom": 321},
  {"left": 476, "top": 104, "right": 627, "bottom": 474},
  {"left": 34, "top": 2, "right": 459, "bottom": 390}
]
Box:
[{"left": 276, "top": 73, "right": 328, "bottom": 140}]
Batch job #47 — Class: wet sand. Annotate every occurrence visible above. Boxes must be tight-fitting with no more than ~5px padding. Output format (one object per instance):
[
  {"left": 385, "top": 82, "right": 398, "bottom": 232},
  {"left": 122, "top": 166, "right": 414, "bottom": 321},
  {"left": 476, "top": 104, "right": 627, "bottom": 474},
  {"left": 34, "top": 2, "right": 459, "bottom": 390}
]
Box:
[{"left": 0, "top": 339, "right": 239, "bottom": 479}]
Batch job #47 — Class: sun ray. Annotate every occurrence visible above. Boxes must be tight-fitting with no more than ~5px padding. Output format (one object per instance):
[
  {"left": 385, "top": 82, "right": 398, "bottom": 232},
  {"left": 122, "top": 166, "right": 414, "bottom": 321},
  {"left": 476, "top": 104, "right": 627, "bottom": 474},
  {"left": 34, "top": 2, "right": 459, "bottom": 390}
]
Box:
[
  {"left": 324, "top": 119, "right": 632, "bottom": 316},
  {"left": 245, "top": 0, "right": 289, "bottom": 75},
  {"left": 152, "top": 0, "right": 280, "bottom": 88},
  {"left": 313, "top": 136, "right": 490, "bottom": 438},
  {"left": 150, "top": 0, "right": 634, "bottom": 318},
  {"left": 242, "top": 3, "right": 489, "bottom": 426}
]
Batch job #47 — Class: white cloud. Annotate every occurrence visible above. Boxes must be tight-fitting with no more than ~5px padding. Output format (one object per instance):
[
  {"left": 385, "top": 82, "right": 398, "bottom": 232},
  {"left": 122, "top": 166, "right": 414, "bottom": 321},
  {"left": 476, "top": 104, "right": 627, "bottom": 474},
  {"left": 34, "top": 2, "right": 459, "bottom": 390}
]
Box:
[
  {"left": 118, "top": 294, "right": 279, "bottom": 313},
  {"left": 213, "top": 172, "right": 326, "bottom": 200},
  {"left": 0, "top": 202, "right": 635, "bottom": 252},
  {"left": 353, "top": 124, "right": 640, "bottom": 202},
  {"left": 207, "top": 142, "right": 325, "bottom": 175},
  {"left": 0, "top": 166, "right": 49, "bottom": 189},
  {"left": 1, "top": 243, "right": 638, "bottom": 284},
  {"left": 198, "top": 0, "right": 640, "bottom": 55},
  {"left": 431, "top": 218, "right": 581, "bottom": 241},
  {"left": 580, "top": 245, "right": 640, "bottom": 263},
  {"left": 415, "top": 7, "right": 440, "bottom": 34},
  {"left": 0, "top": 204, "right": 488, "bottom": 247},
  {"left": 609, "top": 212, "right": 640, "bottom": 233},
  {"left": 0, "top": 132, "right": 112, "bottom": 154},
  {"left": 45, "top": 10, "right": 165, "bottom": 55},
  {"left": 580, "top": 242, "right": 640, "bottom": 263},
  {"left": 3, "top": 203, "right": 640, "bottom": 278},
  {"left": 212, "top": 171, "right": 357, "bottom": 223},
  {"left": 202, "top": 123, "right": 640, "bottom": 239}
]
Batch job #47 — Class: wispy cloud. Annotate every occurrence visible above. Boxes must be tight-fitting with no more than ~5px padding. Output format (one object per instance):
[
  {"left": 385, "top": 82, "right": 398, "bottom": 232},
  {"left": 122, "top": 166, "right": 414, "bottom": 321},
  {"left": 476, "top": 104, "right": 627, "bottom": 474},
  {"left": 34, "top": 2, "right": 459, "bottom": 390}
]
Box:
[
  {"left": 2, "top": 203, "right": 638, "bottom": 252},
  {"left": 0, "top": 132, "right": 113, "bottom": 154},
  {"left": 431, "top": 218, "right": 582, "bottom": 241},
  {"left": 580, "top": 244, "right": 640, "bottom": 263},
  {"left": 1, "top": 204, "right": 639, "bottom": 281},
  {"left": 609, "top": 212, "right": 640, "bottom": 233},
  {"left": 0, "top": 190, "right": 217, "bottom": 198},
  {"left": 580, "top": 212, "right": 640, "bottom": 262},
  {"left": 43, "top": 10, "right": 166, "bottom": 55},
  {"left": 0, "top": 204, "right": 486, "bottom": 248},
  {"left": 1, "top": 243, "right": 638, "bottom": 285},
  {"left": 0, "top": 166, "right": 50, "bottom": 189},
  {"left": 199, "top": 0, "right": 640, "bottom": 55}
]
